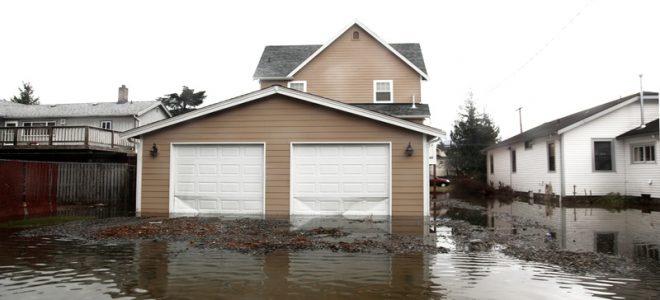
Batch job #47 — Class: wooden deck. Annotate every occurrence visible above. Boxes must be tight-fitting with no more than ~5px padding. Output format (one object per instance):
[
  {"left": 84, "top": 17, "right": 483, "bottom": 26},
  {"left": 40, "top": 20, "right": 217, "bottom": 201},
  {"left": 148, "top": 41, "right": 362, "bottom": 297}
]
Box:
[{"left": 0, "top": 126, "right": 134, "bottom": 153}]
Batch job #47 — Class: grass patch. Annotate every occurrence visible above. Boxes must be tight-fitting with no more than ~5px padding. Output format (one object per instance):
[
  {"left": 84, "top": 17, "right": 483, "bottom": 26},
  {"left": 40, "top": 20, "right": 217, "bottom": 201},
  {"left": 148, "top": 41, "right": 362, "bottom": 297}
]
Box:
[{"left": 0, "top": 216, "right": 91, "bottom": 229}]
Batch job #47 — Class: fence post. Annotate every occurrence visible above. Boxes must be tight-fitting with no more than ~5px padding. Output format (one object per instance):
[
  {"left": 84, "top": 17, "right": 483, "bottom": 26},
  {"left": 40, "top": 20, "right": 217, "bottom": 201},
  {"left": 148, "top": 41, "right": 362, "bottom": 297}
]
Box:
[
  {"left": 13, "top": 127, "right": 18, "bottom": 145},
  {"left": 111, "top": 131, "right": 114, "bottom": 148},
  {"left": 48, "top": 127, "right": 54, "bottom": 145},
  {"left": 84, "top": 127, "right": 89, "bottom": 146}
]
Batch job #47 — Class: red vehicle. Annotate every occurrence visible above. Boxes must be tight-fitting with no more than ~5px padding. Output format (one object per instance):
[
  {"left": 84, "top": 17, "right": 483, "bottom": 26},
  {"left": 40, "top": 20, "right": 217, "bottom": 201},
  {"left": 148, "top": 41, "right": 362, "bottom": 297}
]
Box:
[{"left": 430, "top": 176, "right": 451, "bottom": 187}]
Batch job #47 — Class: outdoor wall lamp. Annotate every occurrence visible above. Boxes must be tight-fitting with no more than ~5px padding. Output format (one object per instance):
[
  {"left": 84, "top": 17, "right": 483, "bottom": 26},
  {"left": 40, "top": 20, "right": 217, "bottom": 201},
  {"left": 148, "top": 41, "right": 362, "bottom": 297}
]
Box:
[
  {"left": 150, "top": 143, "right": 158, "bottom": 158},
  {"left": 405, "top": 142, "right": 414, "bottom": 157}
]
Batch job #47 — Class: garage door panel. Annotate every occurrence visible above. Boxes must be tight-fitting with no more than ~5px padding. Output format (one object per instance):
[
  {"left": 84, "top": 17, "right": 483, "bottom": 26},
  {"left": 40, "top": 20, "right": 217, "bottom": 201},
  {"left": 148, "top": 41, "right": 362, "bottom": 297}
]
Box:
[
  {"left": 172, "top": 144, "right": 264, "bottom": 215},
  {"left": 292, "top": 144, "right": 390, "bottom": 216}
]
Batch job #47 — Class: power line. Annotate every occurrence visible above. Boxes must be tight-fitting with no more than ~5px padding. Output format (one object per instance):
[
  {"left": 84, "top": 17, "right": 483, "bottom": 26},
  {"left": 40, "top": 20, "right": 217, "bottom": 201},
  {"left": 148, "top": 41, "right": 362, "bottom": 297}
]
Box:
[{"left": 485, "top": 0, "right": 594, "bottom": 97}]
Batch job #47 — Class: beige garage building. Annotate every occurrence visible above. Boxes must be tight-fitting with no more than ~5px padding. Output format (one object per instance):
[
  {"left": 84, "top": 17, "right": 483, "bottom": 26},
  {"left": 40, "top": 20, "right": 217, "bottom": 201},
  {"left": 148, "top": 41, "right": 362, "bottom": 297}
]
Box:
[{"left": 121, "top": 86, "right": 443, "bottom": 217}]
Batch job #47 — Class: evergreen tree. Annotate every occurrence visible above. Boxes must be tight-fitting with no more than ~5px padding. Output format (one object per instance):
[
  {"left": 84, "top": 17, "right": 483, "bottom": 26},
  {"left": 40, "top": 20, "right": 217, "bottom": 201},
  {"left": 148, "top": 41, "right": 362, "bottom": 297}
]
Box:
[
  {"left": 447, "top": 93, "right": 500, "bottom": 179},
  {"left": 10, "top": 82, "right": 40, "bottom": 105},
  {"left": 158, "top": 86, "right": 206, "bottom": 116}
]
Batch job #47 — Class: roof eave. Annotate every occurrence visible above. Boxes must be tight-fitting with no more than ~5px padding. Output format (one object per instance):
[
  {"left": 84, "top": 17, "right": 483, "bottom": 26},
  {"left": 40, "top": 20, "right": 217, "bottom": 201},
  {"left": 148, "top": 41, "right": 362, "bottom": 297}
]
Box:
[
  {"left": 120, "top": 86, "right": 444, "bottom": 139},
  {"left": 253, "top": 76, "right": 295, "bottom": 81}
]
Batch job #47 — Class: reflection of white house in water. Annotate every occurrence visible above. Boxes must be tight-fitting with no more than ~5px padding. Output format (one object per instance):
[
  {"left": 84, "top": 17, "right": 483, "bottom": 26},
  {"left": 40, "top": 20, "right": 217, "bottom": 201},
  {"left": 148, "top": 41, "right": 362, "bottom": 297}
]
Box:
[
  {"left": 487, "top": 200, "right": 660, "bottom": 259},
  {"left": 485, "top": 92, "right": 659, "bottom": 200}
]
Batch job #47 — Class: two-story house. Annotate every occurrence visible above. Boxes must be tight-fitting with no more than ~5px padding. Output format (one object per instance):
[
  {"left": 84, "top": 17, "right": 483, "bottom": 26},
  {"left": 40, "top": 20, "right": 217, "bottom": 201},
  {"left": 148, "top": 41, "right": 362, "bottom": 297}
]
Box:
[
  {"left": 0, "top": 85, "right": 171, "bottom": 162},
  {"left": 120, "top": 21, "right": 444, "bottom": 217}
]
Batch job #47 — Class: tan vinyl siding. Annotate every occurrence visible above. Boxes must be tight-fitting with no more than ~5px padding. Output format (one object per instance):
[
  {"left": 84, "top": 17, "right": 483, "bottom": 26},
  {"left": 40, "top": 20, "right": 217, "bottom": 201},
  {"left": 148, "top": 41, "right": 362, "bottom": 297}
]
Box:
[
  {"left": 140, "top": 95, "right": 425, "bottom": 216},
  {"left": 260, "top": 25, "right": 422, "bottom": 104}
]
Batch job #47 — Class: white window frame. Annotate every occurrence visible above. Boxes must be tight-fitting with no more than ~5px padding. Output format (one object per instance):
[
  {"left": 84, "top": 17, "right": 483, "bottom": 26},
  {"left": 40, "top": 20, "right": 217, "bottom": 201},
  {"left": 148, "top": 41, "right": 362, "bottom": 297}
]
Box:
[
  {"left": 631, "top": 142, "right": 656, "bottom": 164},
  {"left": 100, "top": 120, "right": 113, "bottom": 130},
  {"left": 4, "top": 121, "right": 18, "bottom": 127},
  {"left": 287, "top": 80, "right": 307, "bottom": 92},
  {"left": 592, "top": 138, "right": 615, "bottom": 172},
  {"left": 373, "top": 80, "right": 394, "bottom": 103},
  {"left": 547, "top": 141, "right": 556, "bottom": 172}
]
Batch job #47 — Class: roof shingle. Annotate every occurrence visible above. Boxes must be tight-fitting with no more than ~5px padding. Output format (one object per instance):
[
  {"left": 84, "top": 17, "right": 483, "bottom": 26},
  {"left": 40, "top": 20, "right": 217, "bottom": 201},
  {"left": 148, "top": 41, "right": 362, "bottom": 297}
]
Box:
[{"left": 0, "top": 100, "right": 162, "bottom": 119}]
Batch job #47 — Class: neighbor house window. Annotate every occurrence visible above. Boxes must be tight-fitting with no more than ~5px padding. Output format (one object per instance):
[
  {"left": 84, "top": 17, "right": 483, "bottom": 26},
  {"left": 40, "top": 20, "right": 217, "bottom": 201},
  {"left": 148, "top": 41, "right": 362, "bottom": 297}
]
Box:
[
  {"left": 373, "top": 80, "right": 393, "bottom": 103},
  {"left": 287, "top": 81, "right": 307, "bottom": 92},
  {"left": 593, "top": 140, "right": 614, "bottom": 171},
  {"left": 510, "top": 149, "right": 517, "bottom": 173},
  {"left": 632, "top": 144, "right": 655, "bottom": 163},
  {"left": 22, "top": 121, "right": 55, "bottom": 136},
  {"left": 547, "top": 142, "right": 556, "bottom": 172},
  {"left": 489, "top": 154, "right": 494, "bottom": 174},
  {"left": 524, "top": 140, "right": 533, "bottom": 150},
  {"left": 100, "top": 120, "right": 112, "bottom": 130}
]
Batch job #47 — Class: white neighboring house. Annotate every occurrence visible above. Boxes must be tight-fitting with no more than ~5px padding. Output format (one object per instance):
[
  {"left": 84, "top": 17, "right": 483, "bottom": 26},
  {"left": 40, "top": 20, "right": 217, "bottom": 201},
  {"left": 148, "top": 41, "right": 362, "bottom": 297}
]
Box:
[{"left": 485, "top": 92, "right": 659, "bottom": 200}]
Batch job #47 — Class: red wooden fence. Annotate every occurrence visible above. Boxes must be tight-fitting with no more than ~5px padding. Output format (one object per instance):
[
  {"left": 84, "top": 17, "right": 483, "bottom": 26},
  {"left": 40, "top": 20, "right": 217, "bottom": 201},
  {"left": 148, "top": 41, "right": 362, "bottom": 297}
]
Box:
[{"left": 0, "top": 160, "right": 58, "bottom": 220}]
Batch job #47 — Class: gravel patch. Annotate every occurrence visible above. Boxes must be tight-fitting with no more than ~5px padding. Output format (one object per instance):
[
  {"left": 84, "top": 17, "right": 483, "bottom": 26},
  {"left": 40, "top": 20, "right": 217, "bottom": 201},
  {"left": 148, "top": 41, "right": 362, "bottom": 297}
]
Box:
[{"left": 21, "top": 217, "right": 448, "bottom": 255}]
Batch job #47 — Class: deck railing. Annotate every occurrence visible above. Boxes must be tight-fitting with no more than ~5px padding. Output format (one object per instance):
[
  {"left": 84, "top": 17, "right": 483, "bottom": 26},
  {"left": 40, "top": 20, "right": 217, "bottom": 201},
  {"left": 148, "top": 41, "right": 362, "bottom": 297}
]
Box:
[{"left": 0, "top": 126, "right": 134, "bottom": 150}]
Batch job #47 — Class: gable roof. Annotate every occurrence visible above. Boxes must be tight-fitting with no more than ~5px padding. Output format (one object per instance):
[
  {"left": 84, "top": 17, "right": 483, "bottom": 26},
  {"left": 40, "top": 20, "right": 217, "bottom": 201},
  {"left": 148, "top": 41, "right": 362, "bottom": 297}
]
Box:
[
  {"left": 617, "top": 118, "right": 659, "bottom": 139},
  {"left": 253, "top": 21, "right": 429, "bottom": 80},
  {"left": 0, "top": 99, "right": 171, "bottom": 119},
  {"left": 485, "top": 92, "right": 658, "bottom": 151},
  {"left": 120, "top": 85, "right": 444, "bottom": 139}
]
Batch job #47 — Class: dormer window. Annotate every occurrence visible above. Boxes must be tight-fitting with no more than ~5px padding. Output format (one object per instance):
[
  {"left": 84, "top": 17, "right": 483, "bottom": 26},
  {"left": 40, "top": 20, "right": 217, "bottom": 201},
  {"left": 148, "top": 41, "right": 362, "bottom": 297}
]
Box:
[
  {"left": 373, "top": 80, "right": 393, "bottom": 103},
  {"left": 287, "top": 81, "right": 307, "bottom": 92}
]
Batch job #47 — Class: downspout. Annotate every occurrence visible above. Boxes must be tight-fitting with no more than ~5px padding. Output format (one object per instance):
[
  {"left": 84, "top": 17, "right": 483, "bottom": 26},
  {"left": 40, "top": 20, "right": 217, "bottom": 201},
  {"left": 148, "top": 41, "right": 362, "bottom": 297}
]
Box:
[
  {"left": 133, "top": 114, "right": 140, "bottom": 128},
  {"left": 559, "top": 133, "right": 566, "bottom": 249}
]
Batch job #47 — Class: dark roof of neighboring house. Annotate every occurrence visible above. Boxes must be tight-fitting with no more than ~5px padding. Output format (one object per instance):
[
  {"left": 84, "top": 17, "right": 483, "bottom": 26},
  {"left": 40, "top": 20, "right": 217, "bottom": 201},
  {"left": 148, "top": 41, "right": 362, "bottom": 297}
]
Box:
[
  {"left": 352, "top": 103, "right": 430, "bottom": 118},
  {"left": 617, "top": 118, "right": 659, "bottom": 138},
  {"left": 0, "top": 99, "right": 165, "bottom": 119},
  {"left": 484, "top": 91, "right": 658, "bottom": 151},
  {"left": 253, "top": 43, "right": 427, "bottom": 79}
]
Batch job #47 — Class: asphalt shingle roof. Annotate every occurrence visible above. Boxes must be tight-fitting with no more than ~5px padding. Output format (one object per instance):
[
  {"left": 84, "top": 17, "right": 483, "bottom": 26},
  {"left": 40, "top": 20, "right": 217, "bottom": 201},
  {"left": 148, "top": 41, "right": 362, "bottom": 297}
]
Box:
[
  {"left": 0, "top": 100, "right": 161, "bottom": 118},
  {"left": 617, "top": 118, "right": 659, "bottom": 138},
  {"left": 253, "top": 43, "right": 427, "bottom": 79},
  {"left": 352, "top": 103, "right": 430, "bottom": 118},
  {"left": 485, "top": 92, "right": 658, "bottom": 151}
]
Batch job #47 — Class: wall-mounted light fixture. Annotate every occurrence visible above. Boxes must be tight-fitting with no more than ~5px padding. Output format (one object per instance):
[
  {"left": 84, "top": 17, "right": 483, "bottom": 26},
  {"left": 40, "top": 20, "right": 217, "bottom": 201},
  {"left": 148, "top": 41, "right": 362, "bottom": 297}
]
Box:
[
  {"left": 405, "top": 142, "right": 414, "bottom": 157},
  {"left": 150, "top": 143, "right": 158, "bottom": 158}
]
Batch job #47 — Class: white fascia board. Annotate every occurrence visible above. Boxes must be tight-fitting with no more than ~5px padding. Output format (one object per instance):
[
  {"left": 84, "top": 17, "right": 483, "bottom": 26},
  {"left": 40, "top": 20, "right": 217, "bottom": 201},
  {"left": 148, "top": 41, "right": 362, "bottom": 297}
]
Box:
[
  {"left": 286, "top": 20, "right": 429, "bottom": 80},
  {"left": 120, "top": 86, "right": 445, "bottom": 139},
  {"left": 254, "top": 76, "right": 294, "bottom": 81},
  {"left": 557, "top": 96, "right": 641, "bottom": 134}
]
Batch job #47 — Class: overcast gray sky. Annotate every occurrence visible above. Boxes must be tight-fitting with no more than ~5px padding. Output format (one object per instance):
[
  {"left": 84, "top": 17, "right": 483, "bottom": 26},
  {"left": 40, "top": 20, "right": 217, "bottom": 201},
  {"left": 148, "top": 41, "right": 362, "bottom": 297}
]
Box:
[{"left": 1, "top": 0, "right": 659, "bottom": 139}]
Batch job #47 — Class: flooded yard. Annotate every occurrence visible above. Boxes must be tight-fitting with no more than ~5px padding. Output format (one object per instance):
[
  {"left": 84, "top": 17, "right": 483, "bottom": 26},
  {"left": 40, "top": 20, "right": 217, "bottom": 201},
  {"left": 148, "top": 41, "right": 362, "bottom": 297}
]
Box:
[{"left": 2, "top": 197, "right": 660, "bottom": 299}]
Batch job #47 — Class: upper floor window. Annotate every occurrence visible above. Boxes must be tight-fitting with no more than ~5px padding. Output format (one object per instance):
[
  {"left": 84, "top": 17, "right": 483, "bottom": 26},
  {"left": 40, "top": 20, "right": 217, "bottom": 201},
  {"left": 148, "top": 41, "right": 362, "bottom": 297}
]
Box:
[
  {"left": 287, "top": 81, "right": 307, "bottom": 92},
  {"left": 632, "top": 144, "right": 655, "bottom": 163},
  {"left": 373, "top": 80, "right": 393, "bottom": 103},
  {"left": 352, "top": 31, "right": 360, "bottom": 40},
  {"left": 593, "top": 140, "right": 614, "bottom": 171},
  {"left": 101, "top": 120, "right": 112, "bottom": 130}
]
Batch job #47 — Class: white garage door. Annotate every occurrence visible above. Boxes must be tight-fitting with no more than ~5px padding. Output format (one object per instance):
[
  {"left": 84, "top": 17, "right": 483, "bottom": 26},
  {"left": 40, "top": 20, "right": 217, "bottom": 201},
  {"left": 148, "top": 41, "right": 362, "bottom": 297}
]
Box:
[
  {"left": 291, "top": 144, "right": 390, "bottom": 216},
  {"left": 171, "top": 144, "right": 264, "bottom": 214}
]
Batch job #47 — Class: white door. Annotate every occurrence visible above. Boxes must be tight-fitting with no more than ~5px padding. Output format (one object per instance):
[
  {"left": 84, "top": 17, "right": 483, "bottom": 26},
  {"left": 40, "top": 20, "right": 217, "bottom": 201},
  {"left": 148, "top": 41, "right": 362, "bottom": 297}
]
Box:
[
  {"left": 291, "top": 144, "right": 390, "bottom": 216},
  {"left": 171, "top": 144, "right": 264, "bottom": 214}
]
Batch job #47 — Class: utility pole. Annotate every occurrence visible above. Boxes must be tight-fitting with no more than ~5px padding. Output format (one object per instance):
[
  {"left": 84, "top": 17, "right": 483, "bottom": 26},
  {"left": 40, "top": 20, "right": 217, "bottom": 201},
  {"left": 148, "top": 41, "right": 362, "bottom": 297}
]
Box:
[{"left": 516, "top": 107, "right": 523, "bottom": 133}]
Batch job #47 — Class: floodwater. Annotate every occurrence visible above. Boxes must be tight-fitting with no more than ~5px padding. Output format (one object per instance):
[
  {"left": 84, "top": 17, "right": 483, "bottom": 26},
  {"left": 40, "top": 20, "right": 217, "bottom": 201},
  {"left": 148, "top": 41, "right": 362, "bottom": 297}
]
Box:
[{"left": 2, "top": 198, "right": 660, "bottom": 299}]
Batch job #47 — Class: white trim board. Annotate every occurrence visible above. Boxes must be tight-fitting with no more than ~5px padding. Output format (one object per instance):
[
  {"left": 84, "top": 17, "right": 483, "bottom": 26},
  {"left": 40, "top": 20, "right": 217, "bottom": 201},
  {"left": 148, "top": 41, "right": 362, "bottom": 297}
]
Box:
[
  {"left": 286, "top": 20, "right": 429, "bottom": 80},
  {"left": 120, "top": 85, "right": 445, "bottom": 139}
]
